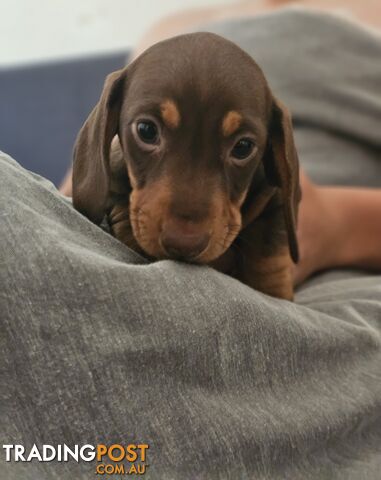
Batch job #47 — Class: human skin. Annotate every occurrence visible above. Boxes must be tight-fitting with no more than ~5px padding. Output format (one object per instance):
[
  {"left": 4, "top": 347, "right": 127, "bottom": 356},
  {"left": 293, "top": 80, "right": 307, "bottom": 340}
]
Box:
[
  {"left": 294, "top": 173, "right": 381, "bottom": 284},
  {"left": 59, "top": 0, "right": 381, "bottom": 286}
]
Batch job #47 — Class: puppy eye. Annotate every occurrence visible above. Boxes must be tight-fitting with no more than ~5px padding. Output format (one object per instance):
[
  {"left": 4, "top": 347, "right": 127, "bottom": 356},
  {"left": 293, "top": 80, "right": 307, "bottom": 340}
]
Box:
[
  {"left": 231, "top": 138, "right": 256, "bottom": 160},
  {"left": 137, "top": 121, "right": 159, "bottom": 144}
]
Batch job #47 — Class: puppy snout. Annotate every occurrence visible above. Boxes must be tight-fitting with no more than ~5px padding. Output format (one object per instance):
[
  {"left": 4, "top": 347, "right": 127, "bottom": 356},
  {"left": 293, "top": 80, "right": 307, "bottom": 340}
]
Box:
[{"left": 161, "top": 220, "right": 209, "bottom": 260}]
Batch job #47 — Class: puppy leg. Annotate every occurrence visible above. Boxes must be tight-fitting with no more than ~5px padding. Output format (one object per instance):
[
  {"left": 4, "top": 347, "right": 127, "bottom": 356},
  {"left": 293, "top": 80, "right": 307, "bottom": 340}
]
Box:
[
  {"left": 236, "top": 208, "right": 295, "bottom": 300},
  {"left": 240, "top": 248, "right": 294, "bottom": 300}
]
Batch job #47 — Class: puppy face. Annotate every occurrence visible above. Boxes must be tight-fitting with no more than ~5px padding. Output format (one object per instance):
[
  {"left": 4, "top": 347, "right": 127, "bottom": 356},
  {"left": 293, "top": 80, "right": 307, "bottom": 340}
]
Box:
[
  {"left": 73, "top": 33, "right": 299, "bottom": 265},
  {"left": 118, "top": 35, "right": 271, "bottom": 263}
]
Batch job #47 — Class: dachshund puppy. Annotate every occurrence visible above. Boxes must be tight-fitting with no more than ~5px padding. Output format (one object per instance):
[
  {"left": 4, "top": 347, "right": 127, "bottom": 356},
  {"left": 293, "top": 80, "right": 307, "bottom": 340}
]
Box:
[{"left": 73, "top": 32, "right": 300, "bottom": 300}]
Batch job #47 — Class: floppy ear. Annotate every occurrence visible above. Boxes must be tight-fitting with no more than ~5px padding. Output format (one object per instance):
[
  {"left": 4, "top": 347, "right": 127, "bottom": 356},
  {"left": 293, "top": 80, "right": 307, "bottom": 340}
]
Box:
[
  {"left": 264, "top": 97, "right": 301, "bottom": 263},
  {"left": 72, "top": 68, "right": 127, "bottom": 224}
]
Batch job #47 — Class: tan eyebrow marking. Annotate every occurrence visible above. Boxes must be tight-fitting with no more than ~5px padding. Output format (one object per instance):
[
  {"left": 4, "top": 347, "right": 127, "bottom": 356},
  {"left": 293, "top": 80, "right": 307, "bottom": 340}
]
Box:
[
  {"left": 222, "top": 111, "right": 242, "bottom": 137},
  {"left": 160, "top": 99, "right": 181, "bottom": 129}
]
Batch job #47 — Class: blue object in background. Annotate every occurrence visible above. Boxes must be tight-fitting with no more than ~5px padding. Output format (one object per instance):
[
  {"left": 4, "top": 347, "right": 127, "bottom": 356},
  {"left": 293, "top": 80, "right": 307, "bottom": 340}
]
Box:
[{"left": 0, "top": 51, "right": 127, "bottom": 186}]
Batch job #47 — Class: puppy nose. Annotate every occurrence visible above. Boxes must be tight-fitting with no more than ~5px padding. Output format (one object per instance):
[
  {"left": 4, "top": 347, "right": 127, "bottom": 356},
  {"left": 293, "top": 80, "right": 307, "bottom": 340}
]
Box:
[{"left": 161, "top": 228, "right": 209, "bottom": 259}]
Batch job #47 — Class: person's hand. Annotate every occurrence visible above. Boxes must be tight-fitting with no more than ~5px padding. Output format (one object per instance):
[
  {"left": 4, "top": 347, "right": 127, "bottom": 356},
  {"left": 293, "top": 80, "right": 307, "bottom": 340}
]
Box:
[
  {"left": 294, "top": 171, "right": 381, "bottom": 285},
  {"left": 293, "top": 172, "right": 341, "bottom": 285}
]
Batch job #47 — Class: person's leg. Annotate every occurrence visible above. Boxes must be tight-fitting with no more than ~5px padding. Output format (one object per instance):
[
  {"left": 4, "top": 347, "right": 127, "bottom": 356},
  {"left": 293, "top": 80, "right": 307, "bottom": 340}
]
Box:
[{"left": 3, "top": 152, "right": 381, "bottom": 480}]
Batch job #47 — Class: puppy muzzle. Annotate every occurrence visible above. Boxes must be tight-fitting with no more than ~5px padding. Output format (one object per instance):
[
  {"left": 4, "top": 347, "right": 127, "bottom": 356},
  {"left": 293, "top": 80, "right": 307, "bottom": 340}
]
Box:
[{"left": 160, "top": 218, "right": 210, "bottom": 260}]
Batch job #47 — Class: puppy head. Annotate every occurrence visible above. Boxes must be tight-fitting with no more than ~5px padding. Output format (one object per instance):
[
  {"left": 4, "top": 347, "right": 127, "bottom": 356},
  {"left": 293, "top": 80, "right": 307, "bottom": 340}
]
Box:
[{"left": 73, "top": 32, "right": 299, "bottom": 263}]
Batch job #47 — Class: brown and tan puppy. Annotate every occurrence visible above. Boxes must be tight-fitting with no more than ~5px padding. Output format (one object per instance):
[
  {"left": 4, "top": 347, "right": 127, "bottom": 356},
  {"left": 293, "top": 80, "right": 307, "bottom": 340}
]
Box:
[{"left": 73, "top": 32, "right": 300, "bottom": 300}]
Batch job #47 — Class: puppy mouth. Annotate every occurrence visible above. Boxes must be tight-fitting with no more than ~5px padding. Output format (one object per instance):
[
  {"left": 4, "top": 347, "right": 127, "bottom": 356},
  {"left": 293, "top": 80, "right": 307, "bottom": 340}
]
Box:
[
  {"left": 130, "top": 203, "right": 240, "bottom": 263},
  {"left": 133, "top": 217, "right": 242, "bottom": 264},
  {"left": 158, "top": 233, "right": 211, "bottom": 263}
]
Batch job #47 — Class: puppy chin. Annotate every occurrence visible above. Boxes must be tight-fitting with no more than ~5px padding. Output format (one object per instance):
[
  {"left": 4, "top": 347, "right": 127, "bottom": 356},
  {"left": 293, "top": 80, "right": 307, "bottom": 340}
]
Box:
[
  {"left": 132, "top": 219, "right": 239, "bottom": 264},
  {"left": 134, "top": 238, "right": 164, "bottom": 260},
  {"left": 197, "top": 250, "right": 225, "bottom": 264},
  {"left": 190, "top": 239, "right": 234, "bottom": 264},
  {"left": 134, "top": 235, "right": 219, "bottom": 264}
]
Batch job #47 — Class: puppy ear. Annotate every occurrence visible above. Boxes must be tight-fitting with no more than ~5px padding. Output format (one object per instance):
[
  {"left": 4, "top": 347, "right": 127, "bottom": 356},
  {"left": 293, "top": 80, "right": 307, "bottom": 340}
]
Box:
[
  {"left": 264, "top": 97, "right": 301, "bottom": 263},
  {"left": 72, "top": 69, "right": 126, "bottom": 223}
]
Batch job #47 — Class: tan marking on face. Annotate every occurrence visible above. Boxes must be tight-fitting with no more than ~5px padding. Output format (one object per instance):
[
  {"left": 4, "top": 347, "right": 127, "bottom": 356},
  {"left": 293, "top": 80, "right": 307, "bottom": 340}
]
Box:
[
  {"left": 222, "top": 111, "right": 242, "bottom": 137},
  {"left": 160, "top": 100, "right": 181, "bottom": 129},
  {"left": 129, "top": 178, "right": 173, "bottom": 258},
  {"left": 195, "top": 193, "right": 242, "bottom": 264},
  {"left": 125, "top": 173, "right": 243, "bottom": 265}
]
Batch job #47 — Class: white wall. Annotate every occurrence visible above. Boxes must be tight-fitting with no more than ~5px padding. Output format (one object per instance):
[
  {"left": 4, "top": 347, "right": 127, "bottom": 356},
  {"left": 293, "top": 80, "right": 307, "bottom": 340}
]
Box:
[{"left": 0, "top": 0, "right": 230, "bottom": 66}]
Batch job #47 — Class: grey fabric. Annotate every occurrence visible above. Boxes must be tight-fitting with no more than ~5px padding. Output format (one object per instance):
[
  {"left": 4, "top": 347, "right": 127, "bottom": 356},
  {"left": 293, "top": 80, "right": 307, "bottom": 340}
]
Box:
[{"left": 1, "top": 8, "right": 381, "bottom": 480}]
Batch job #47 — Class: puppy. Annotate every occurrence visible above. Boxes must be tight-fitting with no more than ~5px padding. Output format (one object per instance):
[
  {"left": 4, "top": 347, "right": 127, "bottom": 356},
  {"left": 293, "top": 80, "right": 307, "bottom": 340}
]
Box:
[{"left": 72, "top": 32, "right": 300, "bottom": 300}]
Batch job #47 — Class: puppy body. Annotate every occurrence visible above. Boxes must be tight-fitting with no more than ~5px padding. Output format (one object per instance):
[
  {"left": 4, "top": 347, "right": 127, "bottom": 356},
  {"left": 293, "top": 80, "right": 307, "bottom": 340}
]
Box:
[{"left": 73, "top": 33, "right": 300, "bottom": 300}]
